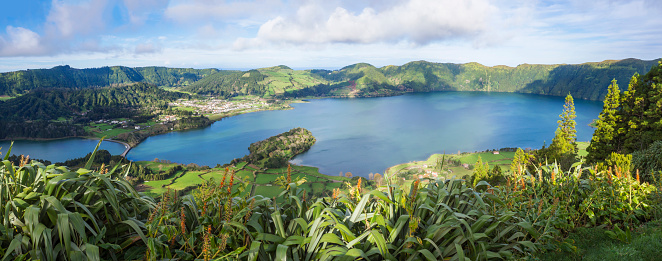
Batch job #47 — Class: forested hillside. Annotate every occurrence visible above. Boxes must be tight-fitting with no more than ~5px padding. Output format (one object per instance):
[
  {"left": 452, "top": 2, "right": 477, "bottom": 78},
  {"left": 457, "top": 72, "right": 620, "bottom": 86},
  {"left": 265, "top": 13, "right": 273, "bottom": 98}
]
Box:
[
  {"left": 0, "top": 65, "right": 218, "bottom": 96},
  {"left": 0, "top": 82, "right": 193, "bottom": 139},
  {"left": 0, "top": 82, "right": 189, "bottom": 121},
  {"left": 180, "top": 65, "right": 326, "bottom": 98}
]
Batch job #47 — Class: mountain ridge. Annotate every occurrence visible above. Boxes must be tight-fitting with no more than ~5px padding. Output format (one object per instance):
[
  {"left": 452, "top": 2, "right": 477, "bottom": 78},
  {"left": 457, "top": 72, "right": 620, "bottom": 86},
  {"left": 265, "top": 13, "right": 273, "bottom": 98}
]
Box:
[{"left": 1, "top": 58, "right": 659, "bottom": 100}]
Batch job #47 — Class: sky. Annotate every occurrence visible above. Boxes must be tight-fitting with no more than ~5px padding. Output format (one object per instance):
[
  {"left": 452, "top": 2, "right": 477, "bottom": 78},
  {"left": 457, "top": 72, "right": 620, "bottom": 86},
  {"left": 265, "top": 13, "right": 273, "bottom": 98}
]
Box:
[{"left": 0, "top": 0, "right": 660, "bottom": 72}]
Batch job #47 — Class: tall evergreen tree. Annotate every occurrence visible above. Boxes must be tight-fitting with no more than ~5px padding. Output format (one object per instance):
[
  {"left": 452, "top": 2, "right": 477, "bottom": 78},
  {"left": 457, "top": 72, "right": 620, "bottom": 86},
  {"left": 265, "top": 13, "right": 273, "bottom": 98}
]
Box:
[
  {"left": 586, "top": 79, "right": 621, "bottom": 163},
  {"left": 549, "top": 94, "right": 577, "bottom": 158},
  {"left": 585, "top": 61, "right": 662, "bottom": 166}
]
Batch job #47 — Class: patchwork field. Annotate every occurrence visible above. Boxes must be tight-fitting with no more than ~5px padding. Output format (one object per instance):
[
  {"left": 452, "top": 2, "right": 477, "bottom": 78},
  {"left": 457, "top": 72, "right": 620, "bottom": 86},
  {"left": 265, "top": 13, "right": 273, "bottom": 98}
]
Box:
[{"left": 137, "top": 160, "right": 350, "bottom": 198}]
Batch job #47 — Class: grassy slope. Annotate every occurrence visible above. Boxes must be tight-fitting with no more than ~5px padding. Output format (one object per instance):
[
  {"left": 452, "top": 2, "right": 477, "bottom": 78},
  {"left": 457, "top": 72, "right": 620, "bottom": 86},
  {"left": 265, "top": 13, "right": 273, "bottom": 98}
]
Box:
[
  {"left": 537, "top": 220, "right": 662, "bottom": 261},
  {"left": 386, "top": 151, "right": 517, "bottom": 180}
]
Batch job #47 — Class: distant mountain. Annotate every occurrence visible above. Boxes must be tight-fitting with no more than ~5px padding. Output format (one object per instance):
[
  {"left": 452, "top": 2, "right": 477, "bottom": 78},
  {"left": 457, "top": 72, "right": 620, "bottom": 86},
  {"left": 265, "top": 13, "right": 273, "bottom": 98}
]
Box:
[
  {"left": 1, "top": 59, "right": 658, "bottom": 100},
  {"left": 0, "top": 65, "right": 219, "bottom": 96},
  {"left": 299, "top": 58, "right": 660, "bottom": 100}
]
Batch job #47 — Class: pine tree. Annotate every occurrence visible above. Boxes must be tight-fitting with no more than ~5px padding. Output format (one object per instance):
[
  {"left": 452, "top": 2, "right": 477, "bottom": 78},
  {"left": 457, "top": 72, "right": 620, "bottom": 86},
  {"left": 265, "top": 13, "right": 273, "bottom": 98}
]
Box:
[
  {"left": 549, "top": 94, "right": 577, "bottom": 159},
  {"left": 586, "top": 79, "right": 621, "bottom": 163}
]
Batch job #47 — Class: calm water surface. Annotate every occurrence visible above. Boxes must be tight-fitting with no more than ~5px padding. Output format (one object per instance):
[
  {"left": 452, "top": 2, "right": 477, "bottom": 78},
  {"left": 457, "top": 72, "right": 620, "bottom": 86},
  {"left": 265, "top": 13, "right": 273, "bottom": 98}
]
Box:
[
  {"left": 0, "top": 139, "right": 125, "bottom": 163},
  {"left": 124, "top": 92, "right": 602, "bottom": 177}
]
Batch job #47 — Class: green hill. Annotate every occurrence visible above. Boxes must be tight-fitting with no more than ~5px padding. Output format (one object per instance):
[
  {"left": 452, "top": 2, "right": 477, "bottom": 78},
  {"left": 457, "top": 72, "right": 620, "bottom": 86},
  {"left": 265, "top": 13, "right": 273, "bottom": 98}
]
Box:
[
  {"left": 315, "top": 59, "right": 659, "bottom": 100},
  {"left": 0, "top": 65, "right": 219, "bottom": 96},
  {"left": 180, "top": 65, "right": 327, "bottom": 98}
]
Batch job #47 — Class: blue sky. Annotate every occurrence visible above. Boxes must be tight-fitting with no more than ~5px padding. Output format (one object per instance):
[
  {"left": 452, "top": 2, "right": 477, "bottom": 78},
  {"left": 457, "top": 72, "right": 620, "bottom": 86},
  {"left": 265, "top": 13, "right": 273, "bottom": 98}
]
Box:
[{"left": 0, "top": 0, "right": 660, "bottom": 72}]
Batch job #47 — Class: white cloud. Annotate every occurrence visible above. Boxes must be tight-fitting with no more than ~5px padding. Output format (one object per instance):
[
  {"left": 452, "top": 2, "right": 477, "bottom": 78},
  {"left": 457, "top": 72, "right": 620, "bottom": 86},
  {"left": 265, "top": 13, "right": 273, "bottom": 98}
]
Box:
[
  {"left": 46, "top": 0, "right": 109, "bottom": 38},
  {"left": 135, "top": 43, "right": 162, "bottom": 54},
  {"left": 164, "top": 0, "right": 283, "bottom": 23},
  {"left": 0, "top": 26, "right": 47, "bottom": 56},
  {"left": 239, "top": 0, "right": 498, "bottom": 47},
  {"left": 122, "top": 0, "right": 169, "bottom": 25}
]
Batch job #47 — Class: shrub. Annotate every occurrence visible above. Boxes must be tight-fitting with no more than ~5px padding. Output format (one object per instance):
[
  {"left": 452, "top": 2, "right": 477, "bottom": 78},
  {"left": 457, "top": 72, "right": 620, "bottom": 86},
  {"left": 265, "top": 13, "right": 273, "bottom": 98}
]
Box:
[{"left": 632, "top": 140, "right": 662, "bottom": 182}]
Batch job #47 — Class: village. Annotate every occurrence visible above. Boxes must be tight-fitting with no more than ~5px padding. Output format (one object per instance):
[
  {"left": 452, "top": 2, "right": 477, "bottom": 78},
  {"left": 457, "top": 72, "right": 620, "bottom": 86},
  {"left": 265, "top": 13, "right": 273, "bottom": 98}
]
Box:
[{"left": 168, "top": 98, "right": 268, "bottom": 115}]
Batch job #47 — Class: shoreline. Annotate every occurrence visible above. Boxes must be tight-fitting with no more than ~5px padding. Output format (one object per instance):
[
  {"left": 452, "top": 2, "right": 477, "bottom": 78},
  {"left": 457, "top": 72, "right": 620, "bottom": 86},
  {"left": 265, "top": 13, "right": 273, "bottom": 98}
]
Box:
[{"left": 0, "top": 99, "right": 301, "bottom": 152}]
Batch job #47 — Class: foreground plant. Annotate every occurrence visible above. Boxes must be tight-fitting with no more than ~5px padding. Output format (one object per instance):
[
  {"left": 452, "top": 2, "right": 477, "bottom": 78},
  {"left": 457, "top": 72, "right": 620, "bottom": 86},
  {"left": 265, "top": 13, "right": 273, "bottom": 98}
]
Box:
[
  {"left": 139, "top": 165, "right": 536, "bottom": 260},
  {"left": 0, "top": 141, "right": 154, "bottom": 261},
  {"left": 500, "top": 160, "right": 660, "bottom": 253}
]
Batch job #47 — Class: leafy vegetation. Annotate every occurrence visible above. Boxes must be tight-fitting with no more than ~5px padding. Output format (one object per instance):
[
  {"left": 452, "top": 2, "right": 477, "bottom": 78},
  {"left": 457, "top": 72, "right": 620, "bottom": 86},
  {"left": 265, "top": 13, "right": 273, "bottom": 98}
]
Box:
[
  {"left": 586, "top": 61, "right": 662, "bottom": 181},
  {"left": 0, "top": 142, "right": 154, "bottom": 260}
]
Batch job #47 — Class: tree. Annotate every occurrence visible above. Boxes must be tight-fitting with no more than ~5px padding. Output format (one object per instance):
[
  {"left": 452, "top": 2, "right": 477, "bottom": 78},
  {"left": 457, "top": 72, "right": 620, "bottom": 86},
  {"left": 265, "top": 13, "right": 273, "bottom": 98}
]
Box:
[
  {"left": 472, "top": 156, "right": 489, "bottom": 187},
  {"left": 373, "top": 173, "right": 383, "bottom": 187},
  {"left": 488, "top": 165, "right": 506, "bottom": 185},
  {"left": 544, "top": 94, "right": 577, "bottom": 169},
  {"left": 345, "top": 172, "right": 353, "bottom": 178},
  {"left": 586, "top": 79, "right": 621, "bottom": 163},
  {"left": 585, "top": 62, "right": 662, "bottom": 165},
  {"left": 511, "top": 148, "right": 525, "bottom": 175}
]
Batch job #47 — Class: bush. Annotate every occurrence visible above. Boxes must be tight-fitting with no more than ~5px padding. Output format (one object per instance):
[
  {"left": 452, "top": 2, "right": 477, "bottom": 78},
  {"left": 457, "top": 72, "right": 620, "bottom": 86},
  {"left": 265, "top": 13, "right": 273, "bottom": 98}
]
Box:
[{"left": 632, "top": 140, "right": 662, "bottom": 182}]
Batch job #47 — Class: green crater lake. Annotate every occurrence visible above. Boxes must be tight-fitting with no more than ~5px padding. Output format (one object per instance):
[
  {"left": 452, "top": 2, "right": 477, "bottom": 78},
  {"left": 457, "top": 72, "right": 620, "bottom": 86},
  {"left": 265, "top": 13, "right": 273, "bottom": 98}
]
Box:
[
  {"left": 1, "top": 92, "right": 603, "bottom": 176},
  {"left": 126, "top": 92, "right": 602, "bottom": 176}
]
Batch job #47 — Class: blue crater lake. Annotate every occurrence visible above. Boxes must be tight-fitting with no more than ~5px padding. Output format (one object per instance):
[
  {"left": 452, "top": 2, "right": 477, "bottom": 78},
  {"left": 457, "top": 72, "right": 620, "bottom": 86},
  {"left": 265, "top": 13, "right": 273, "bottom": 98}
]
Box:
[
  {"left": 0, "top": 139, "right": 126, "bottom": 163},
  {"left": 126, "top": 92, "right": 602, "bottom": 177},
  {"left": 1, "top": 92, "right": 603, "bottom": 176}
]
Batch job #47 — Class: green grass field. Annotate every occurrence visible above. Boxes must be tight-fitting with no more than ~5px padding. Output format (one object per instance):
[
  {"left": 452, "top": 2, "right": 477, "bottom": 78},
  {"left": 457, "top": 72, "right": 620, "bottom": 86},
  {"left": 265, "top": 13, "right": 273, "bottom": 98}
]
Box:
[
  {"left": 253, "top": 185, "right": 284, "bottom": 198},
  {"left": 85, "top": 122, "right": 134, "bottom": 138},
  {"left": 135, "top": 161, "right": 181, "bottom": 173},
  {"left": 385, "top": 151, "right": 517, "bottom": 181},
  {"left": 138, "top": 161, "right": 347, "bottom": 198},
  {"left": 577, "top": 141, "right": 590, "bottom": 157},
  {"left": 458, "top": 151, "right": 516, "bottom": 164}
]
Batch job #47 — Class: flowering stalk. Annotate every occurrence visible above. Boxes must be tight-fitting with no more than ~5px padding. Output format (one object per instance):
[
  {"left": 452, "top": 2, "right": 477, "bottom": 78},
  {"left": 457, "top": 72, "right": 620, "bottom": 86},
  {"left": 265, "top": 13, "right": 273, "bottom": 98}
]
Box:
[
  {"left": 227, "top": 170, "right": 234, "bottom": 195},
  {"left": 356, "top": 178, "right": 362, "bottom": 199},
  {"left": 287, "top": 164, "right": 292, "bottom": 184},
  {"left": 203, "top": 225, "right": 211, "bottom": 261},
  {"left": 180, "top": 207, "right": 186, "bottom": 235},
  {"left": 220, "top": 167, "right": 229, "bottom": 189}
]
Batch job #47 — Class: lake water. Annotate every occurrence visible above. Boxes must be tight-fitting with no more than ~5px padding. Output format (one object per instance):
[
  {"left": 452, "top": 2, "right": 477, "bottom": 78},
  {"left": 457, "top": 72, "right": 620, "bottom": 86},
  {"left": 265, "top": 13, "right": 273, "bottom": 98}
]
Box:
[
  {"left": 126, "top": 92, "right": 603, "bottom": 177},
  {"left": 0, "top": 139, "right": 126, "bottom": 163},
  {"left": 0, "top": 92, "right": 603, "bottom": 176}
]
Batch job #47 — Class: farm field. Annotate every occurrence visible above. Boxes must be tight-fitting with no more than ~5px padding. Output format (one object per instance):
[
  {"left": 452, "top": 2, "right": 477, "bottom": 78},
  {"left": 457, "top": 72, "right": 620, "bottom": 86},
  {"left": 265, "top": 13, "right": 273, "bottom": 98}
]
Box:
[
  {"left": 138, "top": 160, "right": 350, "bottom": 198},
  {"left": 386, "top": 150, "right": 518, "bottom": 180}
]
